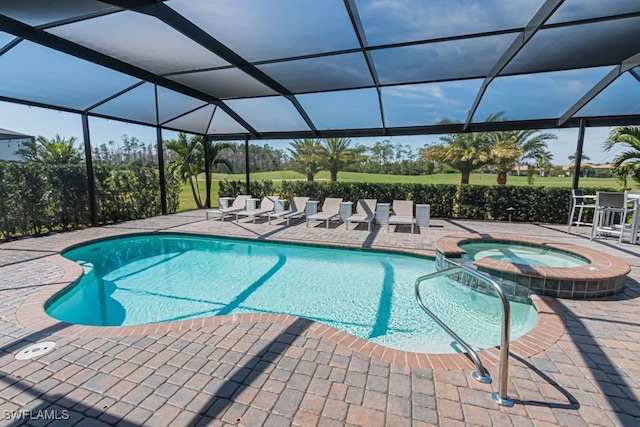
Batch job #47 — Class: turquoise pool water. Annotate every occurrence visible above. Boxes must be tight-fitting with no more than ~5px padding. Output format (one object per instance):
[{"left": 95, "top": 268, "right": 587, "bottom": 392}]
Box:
[
  {"left": 461, "top": 242, "right": 589, "bottom": 268},
  {"left": 47, "top": 234, "right": 538, "bottom": 353}
]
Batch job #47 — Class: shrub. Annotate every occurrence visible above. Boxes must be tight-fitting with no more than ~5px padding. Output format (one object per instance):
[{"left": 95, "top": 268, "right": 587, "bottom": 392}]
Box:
[
  {"left": 0, "top": 161, "right": 181, "bottom": 238},
  {"left": 219, "top": 179, "right": 616, "bottom": 224}
]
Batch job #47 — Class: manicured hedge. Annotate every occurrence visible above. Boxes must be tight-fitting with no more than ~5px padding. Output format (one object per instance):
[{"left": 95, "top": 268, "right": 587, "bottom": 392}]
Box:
[
  {"left": 0, "top": 161, "right": 180, "bottom": 238},
  {"left": 219, "top": 180, "right": 615, "bottom": 224}
]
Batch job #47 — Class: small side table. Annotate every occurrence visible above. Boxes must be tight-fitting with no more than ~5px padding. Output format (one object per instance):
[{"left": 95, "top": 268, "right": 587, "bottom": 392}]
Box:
[
  {"left": 246, "top": 198, "right": 259, "bottom": 210},
  {"left": 376, "top": 203, "right": 390, "bottom": 225},
  {"left": 306, "top": 201, "right": 319, "bottom": 217},
  {"left": 274, "top": 199, "right": 286, "bottom": 213},
  {"left": 340, "top": 202, "right": 353, "bottom": 223},
  {"left": 416, "top": 204, "right": 430, "bottom": 227},
  {"left": 218, "top": 197, "right": 234, "bottom": 209}
]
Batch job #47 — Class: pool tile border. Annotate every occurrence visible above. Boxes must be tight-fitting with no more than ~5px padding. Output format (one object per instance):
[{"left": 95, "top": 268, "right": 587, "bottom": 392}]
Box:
[{"left": 16, "top": 232, "right": 566, "bottom": 370}]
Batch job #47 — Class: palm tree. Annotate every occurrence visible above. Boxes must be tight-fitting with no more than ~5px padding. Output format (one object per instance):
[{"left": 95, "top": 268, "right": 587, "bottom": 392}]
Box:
[
  {"left": 287, "top": 139, "right": 322, "bottom": 181},
  {"left": 203, "top": 139, "right": 233, "bottom": 207},
  {"left": 568, "top": 151, "right": 591, "bottom": 178},
  {"left": 422, "top": 131, "right": 492, "bottom": 185},
  {"left": 166, "top": 133, "right": 204, "bottom": 208},
  {"left": 568, "top": 152, "right": 590, "bottom": 163},
  {"left": 166, "top": 133, "right": 233, "bottom": 208},
  {"left": 490, "top": 129, "right": 556, "bottom": 185},
  {"left": 534, "top": 149, "right": 554, "bottom": 177},
  {"left": 603, "top": 126, "right": 640, "bottom": 186},
  {"left": 317, "top": 138, "right": 367, "bottom": 181},
  {"left": 16, "top": 134, "right": 82, "bottom": 164}
]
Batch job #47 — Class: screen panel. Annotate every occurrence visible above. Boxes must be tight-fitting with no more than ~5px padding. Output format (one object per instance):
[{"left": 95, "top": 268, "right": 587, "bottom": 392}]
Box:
[
  {"left": 473, "top": 67, "right": 611, "bottom": 122},
  {"left": 168, "top": 68, "right": 277, "bottom": 99},
  {"left": 547, "top": 0, "right": 640, "bottom": 25},
  {"left": 0, "top": 31, "right": 17, "bottom": 48},
  {"left": 0, "top": 40, "right": 139, "bottom": 110},
  {"left": 223, "top": 96, "right": 310, "bottom": 133},
  {"left": 91, "top": 82, "right": 157, "bottom": 125},
  {"left": 355, "top": 0, "right": 544, "bottom": 46},
  {"left": 47, "top": 10, "right": 228, "bottom": 74},
  {"left": 504, "top": 17, "right": 640, "bottom": 75},
  {"left": 208, "top": 107, "right": 248, "bottom": 134},
  {"left": 163, "top": 104, "right": 215, "bottom": 134},
  {"left": 167, "top": 0, "right": 359, "bottom": 62},
  {"left": 0, "top": 0, "right": 116, "bottom": 27},
  {"left": 258, "top": 53, "right": 374, "bottom": 94},
  {"left": 373, "top": 34, "right": 516, "bottom": 85},
  {"left": 297, "top": 88, "right": 382, "bottom": 130},
  {"left": 382, "top": 80, "right": 483, "bottom": 127},
  {"left": 576, "top": 72, "right": 640, "bottom": 118},
  {"left": 157, "top": 87, "right": 208, "bottom": 124}
]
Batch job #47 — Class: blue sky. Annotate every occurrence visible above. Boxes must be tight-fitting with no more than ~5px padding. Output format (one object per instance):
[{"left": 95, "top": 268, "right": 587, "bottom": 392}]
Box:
[{"left": 0, "top": 101, "right": 618, "bottom": 165}]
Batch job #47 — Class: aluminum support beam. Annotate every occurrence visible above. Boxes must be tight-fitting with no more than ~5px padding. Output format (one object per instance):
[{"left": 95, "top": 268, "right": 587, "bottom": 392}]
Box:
[
  {"left": 572, "top": 120, "right": 586, "bottom": 190},
  {"left": 0, "top": 13, "right": 258, "bottom": 136},
  {"left": 464, "top": 0, "right": 565, "bottom": 129},
  {"left": 81, "top": 114, "right": 98, "bottom": 226},
  {"left": 244, "top": 136, "right": 251, "bottom": 195},
  {"left": 559, "top": 52, "right": 640, "bottom": 125}
]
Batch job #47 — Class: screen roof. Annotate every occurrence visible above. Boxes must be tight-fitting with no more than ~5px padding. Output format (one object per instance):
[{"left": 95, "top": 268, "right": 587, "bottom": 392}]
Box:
[{"left": 1, "top": 0, "right": 639, "bottom": 139}]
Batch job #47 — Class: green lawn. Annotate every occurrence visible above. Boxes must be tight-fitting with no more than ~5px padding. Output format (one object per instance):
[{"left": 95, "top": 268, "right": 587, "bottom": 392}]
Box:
[{"left": 177, "top": 170, "right": 629, "bottom": 212}]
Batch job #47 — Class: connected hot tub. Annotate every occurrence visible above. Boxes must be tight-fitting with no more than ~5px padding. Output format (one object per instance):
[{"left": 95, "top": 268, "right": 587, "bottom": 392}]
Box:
[{"left": 435, "top": 234, "right": 629, "bottom": 299}]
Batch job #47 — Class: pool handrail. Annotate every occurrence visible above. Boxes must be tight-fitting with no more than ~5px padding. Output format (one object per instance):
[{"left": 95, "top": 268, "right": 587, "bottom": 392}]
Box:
[{"left": 414, "top": 264, "right": 514, "bottom": 407}]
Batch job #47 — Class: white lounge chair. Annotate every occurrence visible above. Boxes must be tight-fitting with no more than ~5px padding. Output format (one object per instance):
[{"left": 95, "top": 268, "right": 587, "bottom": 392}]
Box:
[
  {"left": 235, "top": 196, "right": 279, "bottom": 223},
  {"left": 306, "top": 197, "right": 343, "bottom": 228},
  {"left": 268, "top": 197, "right": 310, "bottom": 225},
  {"left": 388, "top": 200, "right": 415, "bottom": 233},
  {"left": 206, "top": 195, "right": 251, "bottom": 221},
  {"left": 346, "top": 199, "right": 377, "bottom": 230}
]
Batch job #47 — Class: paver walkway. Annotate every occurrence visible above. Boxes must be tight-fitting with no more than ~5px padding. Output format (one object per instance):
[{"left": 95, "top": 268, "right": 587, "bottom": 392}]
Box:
[{"left": 0, "top": 211, "right": 638, "bottom": 426}]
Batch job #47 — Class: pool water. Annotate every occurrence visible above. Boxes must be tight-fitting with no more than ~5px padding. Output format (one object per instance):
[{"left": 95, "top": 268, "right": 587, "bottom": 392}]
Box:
[
  {"left": 460, "top": 242, "right": 589, "bottom": 268},
  {"left": 47, "top": 234, "right": 538, "bottom": 353}
]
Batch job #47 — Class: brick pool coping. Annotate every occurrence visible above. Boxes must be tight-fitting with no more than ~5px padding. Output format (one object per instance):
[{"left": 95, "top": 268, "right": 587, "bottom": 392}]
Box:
[{"left": 15, "top": 230, "right": 566, "bottom": 371}]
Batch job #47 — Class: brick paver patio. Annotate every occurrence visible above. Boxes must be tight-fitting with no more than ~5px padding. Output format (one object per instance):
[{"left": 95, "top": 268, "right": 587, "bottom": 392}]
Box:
[{"left": 0, "top": 211, "right": 638, "bottom": 426}]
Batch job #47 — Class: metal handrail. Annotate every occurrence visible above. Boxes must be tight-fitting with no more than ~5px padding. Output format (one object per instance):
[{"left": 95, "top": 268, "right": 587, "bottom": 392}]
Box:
[{"left": 415, "top": 264, "right": 513, "bottom": 407}]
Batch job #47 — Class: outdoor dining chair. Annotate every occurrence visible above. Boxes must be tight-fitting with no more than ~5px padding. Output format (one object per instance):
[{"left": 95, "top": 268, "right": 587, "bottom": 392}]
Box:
[
  {"left": 567, "top": 189, "right": 597, "bottom": 234},
  {"left": 590, "top": 191, "right": 632, "bottom": 245}
]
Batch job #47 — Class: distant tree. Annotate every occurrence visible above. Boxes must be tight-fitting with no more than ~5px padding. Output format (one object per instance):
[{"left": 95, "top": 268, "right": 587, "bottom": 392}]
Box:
[
  {"left": 370, "top": 140, "right": 394, "bottom": 172},
  {"left": 287, "top": 139, "right": 322, "bottom": 181},
  {"left": 317, "top": 138, "right": 367, "bottom": 181},
  {"left": 603, "top": 126, "right": 640, "bottom": 186},
  {"left": 567, "top": 151, "right": 591, "bottom": 178},
  {"left": 16, "top": 134, "right": 82, "bottom": 164},
  {"left": 568, "top": 151, "right": 590, "bottom": 163},
  {"left": 534, "top": 149, "right": 554, "bottom": 177}
]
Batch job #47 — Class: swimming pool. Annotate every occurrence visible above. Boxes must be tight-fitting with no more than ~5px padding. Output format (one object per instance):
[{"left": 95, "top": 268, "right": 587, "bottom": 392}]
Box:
[
  {"left": 47, "top": 234, "right": 538, "bottom": 354},
  {"left": 460, "top": 241, "right": 589, "bottom": 268}
]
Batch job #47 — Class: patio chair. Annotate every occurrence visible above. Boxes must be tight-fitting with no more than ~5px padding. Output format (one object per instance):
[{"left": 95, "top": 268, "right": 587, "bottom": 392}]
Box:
[
  {"left": 590, "top": 191, "right": 632, "bottom": 245},
  {"left": 268, "top": 197, "right": 310, "bottom": 225},
  {"left": 346, "top": 199, "right": 377, "bottom": 230},
  {"left": 567, "top": 189, "right": 597, "bottom": 234},
  {"left": 388, "top": 200, "right": 415, "bottom": 233},
  {"left": 306, "top": 197, "right": 343, "bottom": 228},
  {"left": 235, "top": 196, "right": 279, "bottom": 223},
  {"left": 206, "top": 195, "right": 251, "bottom": 221},
  {"left": 625, "top": 190, "right": 640, "bottom": 244}
]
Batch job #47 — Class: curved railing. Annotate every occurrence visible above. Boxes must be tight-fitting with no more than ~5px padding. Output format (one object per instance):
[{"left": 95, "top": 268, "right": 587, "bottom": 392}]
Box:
[{"left": 415, "top": 264, "right": 513, "bottom": 407}]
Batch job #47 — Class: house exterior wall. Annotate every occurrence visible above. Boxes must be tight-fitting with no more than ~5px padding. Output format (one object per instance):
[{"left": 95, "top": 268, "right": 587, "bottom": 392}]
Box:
[{"left": 0, "top": 138, "right": 29, "bottom": 162}]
